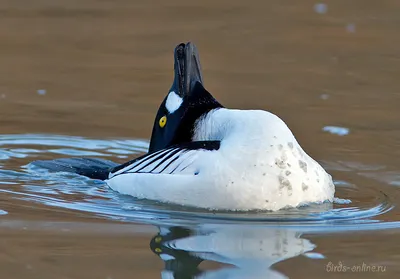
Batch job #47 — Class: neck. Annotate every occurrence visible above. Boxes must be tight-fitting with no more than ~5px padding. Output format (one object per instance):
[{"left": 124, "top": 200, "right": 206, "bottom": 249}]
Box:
[
  {"left": 172, "top": 82, "right": 223, "bottom": 144},
  {"left": 192, "top": 108, "right": 230, "bottom": 141}
]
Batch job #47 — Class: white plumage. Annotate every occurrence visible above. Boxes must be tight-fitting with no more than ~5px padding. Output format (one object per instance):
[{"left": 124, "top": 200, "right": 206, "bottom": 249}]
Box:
[
  {"left": 106, "top": 108, "right": 335, "bottom": 211},
  {"left": 165, "top": 91, "right": 183, "bottom": 113}
]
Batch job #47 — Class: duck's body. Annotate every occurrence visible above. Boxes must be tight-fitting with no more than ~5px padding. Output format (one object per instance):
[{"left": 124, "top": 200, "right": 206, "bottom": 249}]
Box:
[
  {"left": 33, "top": 42, "right": 335, "bottom": 211},
  {"left": 107, "top": 108, "right": 334, "bottom": 211}
]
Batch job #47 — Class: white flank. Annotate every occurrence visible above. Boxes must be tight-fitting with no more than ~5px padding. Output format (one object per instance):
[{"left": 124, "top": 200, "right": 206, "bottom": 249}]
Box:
[
  {"left": 106, "top": 108, "right": 335, "bottom": 211},
  {"left": 165, "top": 91, "right": 183, "bottom": 113}
]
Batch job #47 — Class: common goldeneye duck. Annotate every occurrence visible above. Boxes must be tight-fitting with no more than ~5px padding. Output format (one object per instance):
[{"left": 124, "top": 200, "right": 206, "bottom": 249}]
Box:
[{"left": 33, "top": 42, "right": 335, "bottom": 211}]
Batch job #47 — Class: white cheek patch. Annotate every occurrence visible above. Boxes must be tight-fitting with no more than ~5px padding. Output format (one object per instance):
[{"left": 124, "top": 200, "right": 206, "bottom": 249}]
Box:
[{"left": 165, "top": 91, "right": 183, "bottom": 113}]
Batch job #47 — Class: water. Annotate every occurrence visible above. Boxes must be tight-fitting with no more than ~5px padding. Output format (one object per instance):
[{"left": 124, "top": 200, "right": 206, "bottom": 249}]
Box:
[
  {"left": 1, "top": 0, "right": 400, "bottom": 278},
  {"left": 1, "top": 134, "right": 400, "bottom": 278},
  {"left": 0, "top": 134, "right": 394, "bottom": 224}
]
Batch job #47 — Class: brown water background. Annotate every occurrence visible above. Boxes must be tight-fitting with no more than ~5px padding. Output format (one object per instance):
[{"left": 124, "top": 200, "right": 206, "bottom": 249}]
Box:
[{"left": 1, "top": 1, "right": 400, "bottom": 278}]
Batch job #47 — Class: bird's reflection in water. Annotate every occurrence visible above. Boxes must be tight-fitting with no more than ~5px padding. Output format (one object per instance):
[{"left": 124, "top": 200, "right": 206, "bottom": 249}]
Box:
[{"left": 149, "top": 224, "right": 317, "bottom": 279}]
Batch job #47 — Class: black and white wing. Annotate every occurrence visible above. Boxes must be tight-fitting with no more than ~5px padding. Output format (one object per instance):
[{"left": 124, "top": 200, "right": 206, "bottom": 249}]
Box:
[{"left": 109, "top": 141, "right": 220, "bottom": 178}]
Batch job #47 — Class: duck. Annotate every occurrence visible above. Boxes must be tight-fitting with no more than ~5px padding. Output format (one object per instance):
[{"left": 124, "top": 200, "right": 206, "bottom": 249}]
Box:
[{"left": 33, "top": 42, "right": 335, "bottom": 211}]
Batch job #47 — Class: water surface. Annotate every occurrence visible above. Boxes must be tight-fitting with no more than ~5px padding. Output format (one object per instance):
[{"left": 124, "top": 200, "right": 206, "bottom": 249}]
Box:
[{"left": 1, "top": 1, "right": 400, "bottom": 278}]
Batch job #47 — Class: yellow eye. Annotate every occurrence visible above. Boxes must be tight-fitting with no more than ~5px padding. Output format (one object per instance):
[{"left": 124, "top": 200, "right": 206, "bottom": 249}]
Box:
[
  {"left": 159, "top": 116, "right": 167, "bottom": 128},
  {"left": 155, "top": 248, "right": 162, "bottom": 253}
]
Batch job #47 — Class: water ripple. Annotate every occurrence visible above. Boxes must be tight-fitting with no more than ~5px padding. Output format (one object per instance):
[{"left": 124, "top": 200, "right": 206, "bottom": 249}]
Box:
[{"left": 0, "top": 134, "right": 399, "bottom": 232}]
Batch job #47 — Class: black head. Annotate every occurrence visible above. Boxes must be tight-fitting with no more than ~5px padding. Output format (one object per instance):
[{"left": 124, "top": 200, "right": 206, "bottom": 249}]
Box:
[{"left": 148, "top": 42, "right": 223, "bottom": 153}]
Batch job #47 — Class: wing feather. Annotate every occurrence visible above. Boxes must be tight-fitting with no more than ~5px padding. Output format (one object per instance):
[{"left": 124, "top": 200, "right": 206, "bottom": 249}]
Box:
[{"left": 109, "top": 141, "right": 220, "bottom": 178}]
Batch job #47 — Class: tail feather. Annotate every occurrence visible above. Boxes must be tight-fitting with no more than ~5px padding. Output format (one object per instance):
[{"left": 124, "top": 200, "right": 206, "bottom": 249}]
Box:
[{"left": 32, "top": 158, "right": 119, "bottom": 180}]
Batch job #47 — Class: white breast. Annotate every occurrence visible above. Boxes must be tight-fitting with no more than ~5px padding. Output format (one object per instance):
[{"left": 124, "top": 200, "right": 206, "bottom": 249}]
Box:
[{"left": 190, "top": 108, "right": 335, "bottom": 211}]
